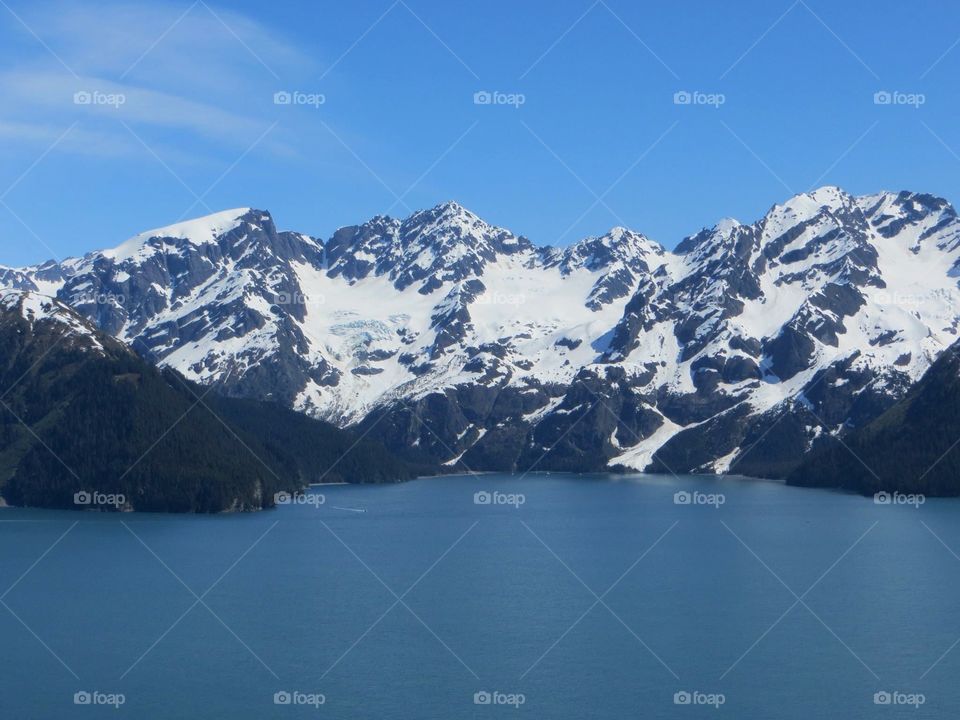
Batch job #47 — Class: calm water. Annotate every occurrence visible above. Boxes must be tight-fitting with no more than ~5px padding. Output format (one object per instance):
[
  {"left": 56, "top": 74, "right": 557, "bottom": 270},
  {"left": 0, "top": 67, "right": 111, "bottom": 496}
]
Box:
[{"left": 1, "top": 473, "right": 959, "bottom": 719}]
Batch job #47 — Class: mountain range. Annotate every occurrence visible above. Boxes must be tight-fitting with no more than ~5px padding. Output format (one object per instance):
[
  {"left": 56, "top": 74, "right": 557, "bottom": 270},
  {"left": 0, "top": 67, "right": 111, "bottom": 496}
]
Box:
[
  {"left": 789, "top": 337, "right": 960, "bottom": 496},
  {"left": 0, "top": 291, "right": 415, "bottom": 511},
  {"left": 3, "top": 185, "right": 960, "bottom": 485}
]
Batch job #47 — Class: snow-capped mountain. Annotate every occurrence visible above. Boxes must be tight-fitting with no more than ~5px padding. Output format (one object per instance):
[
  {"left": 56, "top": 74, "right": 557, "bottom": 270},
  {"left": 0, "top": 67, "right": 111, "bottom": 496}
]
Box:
[
  {"left": 0, "top": 290, "right": 112, "bottom": 354},
  {"left": 6, "top": 187, "right": 960, "bottom": 476},
  {"left": 788, "top": 336, "right": 960, "bottom": 496},
  {"left": 0, "top": 290, "right": 412, "bottom": 512}
]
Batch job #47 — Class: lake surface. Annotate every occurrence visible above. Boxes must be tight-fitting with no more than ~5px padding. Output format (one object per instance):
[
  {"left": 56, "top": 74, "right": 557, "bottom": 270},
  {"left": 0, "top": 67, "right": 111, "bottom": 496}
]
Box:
[{"left": 2, "top": 473, "right": 959, "bottom": 719}]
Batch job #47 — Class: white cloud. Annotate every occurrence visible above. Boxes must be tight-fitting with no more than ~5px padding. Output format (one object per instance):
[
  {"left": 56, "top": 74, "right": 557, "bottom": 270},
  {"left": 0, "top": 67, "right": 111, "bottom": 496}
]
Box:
[
  {"left": 0, "top": 121, "right": 206, "bottom": 167},
  {"left": 1, "top": 70, "right": 275, "bottom": 145},
  {"left": 0, "top": 0, "right": 317, "bottom": 159},
  {"left": 19, "top": 0, "right": 313, "bottom": 83}
]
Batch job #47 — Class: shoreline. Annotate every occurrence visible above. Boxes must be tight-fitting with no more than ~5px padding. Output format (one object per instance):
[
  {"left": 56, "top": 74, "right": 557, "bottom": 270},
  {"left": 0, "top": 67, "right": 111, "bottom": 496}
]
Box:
[
  {"left": 427, "top": 469, "right": 783, "bottom": 483},
  {"left": 3, "top": 472, "right": 956, "bottom": 514}
]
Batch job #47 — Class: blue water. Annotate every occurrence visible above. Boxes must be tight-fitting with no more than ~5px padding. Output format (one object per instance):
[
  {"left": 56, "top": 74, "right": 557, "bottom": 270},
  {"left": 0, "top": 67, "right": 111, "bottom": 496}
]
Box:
[{"left": 2, "top": 473, "right": 959, "bottom": 719}]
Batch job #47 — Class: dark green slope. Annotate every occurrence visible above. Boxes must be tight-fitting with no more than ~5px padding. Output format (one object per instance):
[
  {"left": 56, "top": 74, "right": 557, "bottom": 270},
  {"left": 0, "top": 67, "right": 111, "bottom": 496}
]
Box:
[
  {"left": 206, "top": 394, "right": 420, "bottom": 484},
  {"left": 0, "top": 292, "right": 416, "bottom": 512},
  {"left": 788, "top": 342, "right": 960, "bottom": 496}
]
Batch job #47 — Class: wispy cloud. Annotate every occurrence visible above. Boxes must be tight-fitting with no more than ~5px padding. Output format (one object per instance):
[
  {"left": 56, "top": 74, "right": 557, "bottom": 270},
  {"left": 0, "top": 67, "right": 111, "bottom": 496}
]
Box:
[
  {"left": 0, "top": 0, "right": 317, "bottom": 160},
  {"left": 21, "top": 1, "right": 311, "bottom": 86},
  {"left": 1, "top": 71, "right": 275, "bottom": 146}
]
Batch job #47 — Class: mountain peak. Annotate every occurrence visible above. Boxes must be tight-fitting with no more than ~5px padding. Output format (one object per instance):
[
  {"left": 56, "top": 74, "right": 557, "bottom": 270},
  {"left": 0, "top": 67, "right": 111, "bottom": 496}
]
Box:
[
  {"left": 773, "top": 186, "right": 852, "bottom": 217},
  {"left": 713, "top": 217, "right": 742, "bottom": 234},
  {"left": 808, "top": 184, "right": 845, "bottom": 198},
  {"left": 406, "top": 200, "right": 485, "bottom": 228},
  {"left": 400, "top": 201, "right": 522, "bottom": 251},
  {"left": 606, "top": 226, "right": 648, "bottom": 241},
  {"left": 597, "top": 227, "right": 665, "bottom": 256},
  {"left": 102, "top": 207, "right": 260, "bottom": 263},
  {"left": 0, "top": 290, "right": 107, "bottom": 352},
  {"left": 432, "top": 200, "right": 467, "bottom": 214}
]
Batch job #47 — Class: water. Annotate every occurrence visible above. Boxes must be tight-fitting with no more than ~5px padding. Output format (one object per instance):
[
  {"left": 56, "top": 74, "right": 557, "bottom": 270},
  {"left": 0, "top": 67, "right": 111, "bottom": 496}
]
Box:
[{"left": 1, "top": 473, "right": 958, "bottom": 719}]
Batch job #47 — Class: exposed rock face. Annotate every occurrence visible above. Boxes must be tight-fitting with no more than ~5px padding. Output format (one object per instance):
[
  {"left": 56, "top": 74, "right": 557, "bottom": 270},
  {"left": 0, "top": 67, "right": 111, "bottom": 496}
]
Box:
[
  {"left": 7, "top": 187, "right": 960, "bottom": 476},
  {"left": 788, "top": 337, "right": 960, "bottom": 496},
  {"left": 0, "top": 291, "right": 413, "bottom": 513}
]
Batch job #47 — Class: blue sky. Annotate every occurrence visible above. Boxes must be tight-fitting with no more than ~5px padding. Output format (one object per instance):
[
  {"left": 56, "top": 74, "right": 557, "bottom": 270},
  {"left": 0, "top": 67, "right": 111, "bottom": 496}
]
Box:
[{"left": 2, "top": 0, "right": 960, "bottom": 265}]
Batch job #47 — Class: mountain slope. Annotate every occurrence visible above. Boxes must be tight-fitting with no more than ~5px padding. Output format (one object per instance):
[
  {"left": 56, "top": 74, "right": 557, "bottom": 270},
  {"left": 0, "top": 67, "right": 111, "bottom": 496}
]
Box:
[
  {"left": 0, "top": 292, "right": 414, "bottom": 512},
  {"left": 787, "top": 340, "right": 960, "bottom": 495},
  {"left": 6, "top": 187, "right": 960, "bottom": 477}
]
